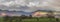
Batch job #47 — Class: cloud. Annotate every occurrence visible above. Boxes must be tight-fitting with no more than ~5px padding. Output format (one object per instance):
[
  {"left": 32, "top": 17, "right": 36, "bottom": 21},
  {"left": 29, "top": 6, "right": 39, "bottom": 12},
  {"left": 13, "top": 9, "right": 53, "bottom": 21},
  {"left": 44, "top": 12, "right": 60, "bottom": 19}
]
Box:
[{"left": 0, "top": 0, "right": 60, "bottom": 12}]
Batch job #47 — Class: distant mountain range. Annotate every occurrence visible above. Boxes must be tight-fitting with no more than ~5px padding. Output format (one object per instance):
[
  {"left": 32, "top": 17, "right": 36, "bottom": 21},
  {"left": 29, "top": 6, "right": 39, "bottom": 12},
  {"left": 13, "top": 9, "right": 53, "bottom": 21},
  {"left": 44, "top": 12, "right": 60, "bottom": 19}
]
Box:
[
  {"left": 0, "top": 10, "right": 32, "bottom": 16},
  {"left": 0, "top": 9, "right": 56, "bottom": 16}
]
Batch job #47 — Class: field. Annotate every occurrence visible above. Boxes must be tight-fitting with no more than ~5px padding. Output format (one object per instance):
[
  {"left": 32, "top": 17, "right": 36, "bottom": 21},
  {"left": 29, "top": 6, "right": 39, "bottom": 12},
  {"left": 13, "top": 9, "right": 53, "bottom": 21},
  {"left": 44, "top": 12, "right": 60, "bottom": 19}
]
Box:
[{"left": 0, "top": 17, "right": 60, "bottom": 22}]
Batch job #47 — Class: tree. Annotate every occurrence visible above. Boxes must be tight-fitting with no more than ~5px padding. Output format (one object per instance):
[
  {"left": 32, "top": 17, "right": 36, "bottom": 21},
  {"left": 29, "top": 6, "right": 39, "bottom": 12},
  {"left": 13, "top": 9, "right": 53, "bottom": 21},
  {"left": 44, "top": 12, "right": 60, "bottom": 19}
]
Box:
[
  {"left": 29, "top": 15, "right": 32, "bottom": 19},
  {"left": 47, "top": 11, "right": 54, "bottom": 18},
  {"left": 46, "top": 11, "right": 54, "bottom": 22},
  {"left": 20, "top": 15, "right": 27, "bottom": 19},
  {"left": 3, "top": 15, "right": 9, "bottom": 22}
]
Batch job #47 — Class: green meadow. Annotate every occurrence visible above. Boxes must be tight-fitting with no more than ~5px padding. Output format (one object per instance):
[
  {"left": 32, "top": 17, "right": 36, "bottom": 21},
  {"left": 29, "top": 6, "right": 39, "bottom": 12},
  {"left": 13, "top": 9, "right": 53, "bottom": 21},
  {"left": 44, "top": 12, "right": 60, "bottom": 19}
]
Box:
[{"left": 0, "top": 17, "right": 60, "bottom": 22}]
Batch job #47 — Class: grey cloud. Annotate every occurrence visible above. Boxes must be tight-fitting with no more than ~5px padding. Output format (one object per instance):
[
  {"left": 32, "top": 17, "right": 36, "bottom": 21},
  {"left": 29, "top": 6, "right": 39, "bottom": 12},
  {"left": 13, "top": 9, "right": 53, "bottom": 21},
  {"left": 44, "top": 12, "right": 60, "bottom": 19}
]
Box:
[
  {"left": 0, "top": 5, "right": 9, "bottom": 10},
  {"left": 0, "top": 0, "right": 15, "bottom": 2},
  {"left": 0, "top": 0, "right": 60, "bottom": 12}
]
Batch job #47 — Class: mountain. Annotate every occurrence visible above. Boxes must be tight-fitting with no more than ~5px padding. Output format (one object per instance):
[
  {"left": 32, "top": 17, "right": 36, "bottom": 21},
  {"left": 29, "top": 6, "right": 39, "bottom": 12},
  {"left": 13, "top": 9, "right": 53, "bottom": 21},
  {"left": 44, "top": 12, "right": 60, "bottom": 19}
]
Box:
[{"left": 5, "top": 11, "right": 32, "bottom": 16}]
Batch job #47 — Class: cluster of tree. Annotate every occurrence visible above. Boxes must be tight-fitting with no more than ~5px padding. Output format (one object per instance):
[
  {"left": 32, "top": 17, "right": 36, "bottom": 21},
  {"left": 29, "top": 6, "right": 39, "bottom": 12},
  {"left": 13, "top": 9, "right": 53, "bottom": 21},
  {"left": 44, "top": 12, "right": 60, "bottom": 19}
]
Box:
[{"left": 3, "top": 14, "right": 32, "bottom": 22}]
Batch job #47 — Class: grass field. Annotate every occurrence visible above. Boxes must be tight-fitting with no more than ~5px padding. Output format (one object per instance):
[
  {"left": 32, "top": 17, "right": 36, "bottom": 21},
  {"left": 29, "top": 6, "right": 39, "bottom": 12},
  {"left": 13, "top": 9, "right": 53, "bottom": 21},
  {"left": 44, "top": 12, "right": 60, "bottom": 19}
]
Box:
[{"left": 0, "top": 17, "right": 59, "bottom": 22}]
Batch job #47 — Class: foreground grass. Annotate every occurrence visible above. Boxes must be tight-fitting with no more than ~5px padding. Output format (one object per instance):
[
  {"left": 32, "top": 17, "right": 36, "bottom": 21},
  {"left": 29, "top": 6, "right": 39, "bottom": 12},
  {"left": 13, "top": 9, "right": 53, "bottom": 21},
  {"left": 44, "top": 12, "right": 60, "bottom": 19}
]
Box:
[{"left": 0, "top": 17, "right": 60, "bottom": 22}]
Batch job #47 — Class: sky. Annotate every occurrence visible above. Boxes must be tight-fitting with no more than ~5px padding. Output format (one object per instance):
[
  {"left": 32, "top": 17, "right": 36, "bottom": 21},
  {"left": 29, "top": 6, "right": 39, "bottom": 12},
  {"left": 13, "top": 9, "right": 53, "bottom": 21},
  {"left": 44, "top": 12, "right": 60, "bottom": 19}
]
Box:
[{"left": 0, "top": 0, "right": 60, "bottom": 12}]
